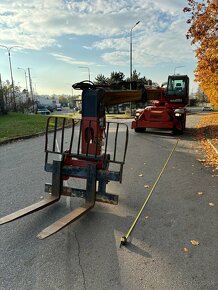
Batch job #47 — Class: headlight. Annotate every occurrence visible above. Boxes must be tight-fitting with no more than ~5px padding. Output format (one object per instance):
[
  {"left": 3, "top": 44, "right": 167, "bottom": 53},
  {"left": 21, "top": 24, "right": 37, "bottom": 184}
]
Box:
[
  {"left": 135, "top": 112, "right": 140, "bottom": 117},
  {"left": 175, "top": 113, "right": 182, "bottom": 117}
]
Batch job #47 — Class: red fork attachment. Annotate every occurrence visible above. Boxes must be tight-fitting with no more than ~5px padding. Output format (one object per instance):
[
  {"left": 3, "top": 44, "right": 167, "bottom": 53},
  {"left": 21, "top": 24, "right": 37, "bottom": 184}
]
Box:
[{"left": 0, "top": 113, "right": 128, "bottom": 239}]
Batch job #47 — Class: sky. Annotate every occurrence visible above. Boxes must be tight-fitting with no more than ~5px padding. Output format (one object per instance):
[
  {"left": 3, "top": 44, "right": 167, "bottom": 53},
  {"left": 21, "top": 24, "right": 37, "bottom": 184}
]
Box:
[{"left": 0, "top": 0, "right": 198, "bottom": 96}]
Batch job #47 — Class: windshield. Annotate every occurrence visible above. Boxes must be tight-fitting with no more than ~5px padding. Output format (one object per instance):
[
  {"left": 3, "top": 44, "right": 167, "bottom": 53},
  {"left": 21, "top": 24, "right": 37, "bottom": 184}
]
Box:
[{"left": 167, "top": 78, "right": 186, "bottom": 96}]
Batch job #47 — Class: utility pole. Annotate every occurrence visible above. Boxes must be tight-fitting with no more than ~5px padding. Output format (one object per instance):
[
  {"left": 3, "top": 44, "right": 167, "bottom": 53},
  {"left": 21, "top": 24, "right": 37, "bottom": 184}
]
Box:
[
  {"left": 79, "top": 66, "right": 91, "bottom": 81},
  {"left": 0, "top": 73, "right": 2, "bottom": 89},
  {"left": 28, "top": 68, "right": 34, "bottom": 108},
  {"left": 18, "top": 67, "right": 29, "bottom": 101},
  {"left": 0, "top": 45, "right": 19, "bottom": 111},
  {"left": 129, "top": 21, "right": 140, "bottom": 115},
  {"left": 130, "top": 21, "right": 140, "bottom": 90},
  {"left": 0, "top": 73, "right": 6, "bottom": 114}
]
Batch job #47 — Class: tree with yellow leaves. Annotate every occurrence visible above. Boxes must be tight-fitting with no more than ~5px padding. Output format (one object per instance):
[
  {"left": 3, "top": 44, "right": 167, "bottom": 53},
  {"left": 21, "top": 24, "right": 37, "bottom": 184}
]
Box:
[{"left": 184, "top": 0, "right": 218, "bottom": 108}]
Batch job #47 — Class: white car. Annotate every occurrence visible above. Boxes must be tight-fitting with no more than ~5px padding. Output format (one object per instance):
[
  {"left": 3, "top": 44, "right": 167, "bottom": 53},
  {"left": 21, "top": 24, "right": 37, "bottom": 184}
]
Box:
[{"left": 56, "top": 104, "right": 62, "bottom": 111}]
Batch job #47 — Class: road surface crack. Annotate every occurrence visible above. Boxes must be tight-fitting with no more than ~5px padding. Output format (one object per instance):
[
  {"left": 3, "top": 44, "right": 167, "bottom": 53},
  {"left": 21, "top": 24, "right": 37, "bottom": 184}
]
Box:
[{"left": 74, "top": 231, "right": 87, "bottom": 290}]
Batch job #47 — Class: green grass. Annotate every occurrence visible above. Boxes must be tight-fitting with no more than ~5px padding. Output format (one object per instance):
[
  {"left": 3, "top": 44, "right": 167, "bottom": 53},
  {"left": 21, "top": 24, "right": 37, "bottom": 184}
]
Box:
[
  {"left": 0, "top": 113, "right": 49, "bottom": 142},
  {"left": 106, "top": 113, "right": 132, "bottom": 119},
  {"left": 0, "top": 112, "right": 132, "bottom": 144}
]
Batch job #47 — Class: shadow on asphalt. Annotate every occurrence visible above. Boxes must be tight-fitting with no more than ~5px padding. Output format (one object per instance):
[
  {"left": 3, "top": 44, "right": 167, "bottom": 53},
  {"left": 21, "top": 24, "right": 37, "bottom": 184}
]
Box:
[{"left": 122, "top": 241, "right": 153, "bottom": 258}]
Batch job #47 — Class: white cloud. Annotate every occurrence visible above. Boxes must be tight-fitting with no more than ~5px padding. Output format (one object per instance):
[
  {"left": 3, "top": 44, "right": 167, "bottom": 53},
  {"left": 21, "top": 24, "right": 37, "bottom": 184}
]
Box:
[
  {"left": 0, "top": 0, "right": 187, "bottom": 50},
  {"left": 50, "top": 52, "right": 94, "bottom": 66},
  {"left": 83, "top": 46, "right": 93, "bottom": 50},
  {"left": 0, "top": 0, "right": 195, "bottom": 82},
  {"left": 93, "top": 14, "right": 194, "bottom": 68}
]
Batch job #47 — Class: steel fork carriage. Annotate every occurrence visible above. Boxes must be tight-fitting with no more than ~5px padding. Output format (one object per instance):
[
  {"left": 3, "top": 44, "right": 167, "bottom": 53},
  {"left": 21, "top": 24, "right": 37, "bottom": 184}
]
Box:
[{"left": 0, "top": 115, "right": 128, "bottom": 239}]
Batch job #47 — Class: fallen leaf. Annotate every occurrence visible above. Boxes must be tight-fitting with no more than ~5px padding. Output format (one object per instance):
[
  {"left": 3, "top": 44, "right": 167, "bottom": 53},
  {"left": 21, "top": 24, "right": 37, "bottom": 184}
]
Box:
[
  {"left": 197, "top": 192, "right": 204, "bottom": 195},
  {"left": 209, "top": 202, "right": 215, "bottom": 206},
  {"left": 190, "top": 240, "right": 200, "bottom": 246},
  {"left": 138, "top": 174, "right": 143, "bottom": 177},
  {"left": 144, "top": 184, "right": 150, "bottom": 188},
  {"left": 183, "top": 247, "right": 189, "bottom": 252},
  {"left": 197, "top": 159, "right": 206, "bottom": 162}
]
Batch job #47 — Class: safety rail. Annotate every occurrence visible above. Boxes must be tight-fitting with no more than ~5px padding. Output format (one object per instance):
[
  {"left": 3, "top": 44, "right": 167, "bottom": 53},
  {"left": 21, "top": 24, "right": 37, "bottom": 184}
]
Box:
[{"left": 44, "top": 116, "right": 129, "bottom": 171}]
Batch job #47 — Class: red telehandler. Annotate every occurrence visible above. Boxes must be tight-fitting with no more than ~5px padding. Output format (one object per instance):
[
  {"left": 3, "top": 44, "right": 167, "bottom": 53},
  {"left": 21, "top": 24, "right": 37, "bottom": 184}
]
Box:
[
  {"left": 132, "top": 75, "right": 189, "bottom": 134},
  {"left": 0, "top": 76, "right": 188, "bottom": 239}
]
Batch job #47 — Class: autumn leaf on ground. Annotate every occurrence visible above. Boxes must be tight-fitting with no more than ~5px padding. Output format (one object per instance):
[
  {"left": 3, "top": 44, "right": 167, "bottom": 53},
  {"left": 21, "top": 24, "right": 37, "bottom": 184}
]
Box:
[
  {"left": 197, "top": 192, "right": 204, "bottom": 195},
  {"left": 195, "top": 113, "right": 218, "bottom": 169},
  {"left": 197, "top": 159, "right": 206, "bottom": 162},
  {"left": 190, "top": 240, "right": 200, "bottom": 246},
  {"left": 209, "top": 202, "right": 215, "bottom": 206},
  {"left": 183, "top": 247, "right": 189, "bottom": 253},
  {"left": 138, "top": 174, "right": 143, "bottom": 177}
]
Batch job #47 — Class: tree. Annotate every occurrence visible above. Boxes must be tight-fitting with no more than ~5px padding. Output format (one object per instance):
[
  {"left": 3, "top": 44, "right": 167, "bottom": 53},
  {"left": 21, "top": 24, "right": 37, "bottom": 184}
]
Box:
[
  {"left": 94, "top": 74, "right": 109, "bottom": 85},
  {"left": 196, "top": 86, "right": 208, "bottom": 103},
  {"left": 184, "top": 0, "right": 218, "bottom": 108},
  {"left": 59, "top": 95, "right": 68, "bottom": 106},
  {"left": 109, "top": 71, "right": 125, "bottom": 84},
  {"left": 0, "top": 80, "right": 12, "bottom": 113}
]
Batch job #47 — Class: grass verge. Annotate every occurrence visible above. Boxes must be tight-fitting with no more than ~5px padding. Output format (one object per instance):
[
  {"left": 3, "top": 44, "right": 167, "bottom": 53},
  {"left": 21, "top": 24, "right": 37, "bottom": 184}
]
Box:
[{"left": 0, "top": 113, "right": 49, "bottom": 143}]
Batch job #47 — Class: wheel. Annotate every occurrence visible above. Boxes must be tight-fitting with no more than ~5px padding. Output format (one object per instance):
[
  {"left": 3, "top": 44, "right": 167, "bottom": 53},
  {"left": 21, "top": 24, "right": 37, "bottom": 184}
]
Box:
[
  {"left": 173, "top": 118, "right": 185, "bottom": 135},
  {"left": 182, "top": 118, "right": 186, "bottom": 130},
  {"left": 135, "top": 127, "right": 145, "bottom": 133},
  {"left": 172, "top": 127, "right": 183, "bottom": 135}
]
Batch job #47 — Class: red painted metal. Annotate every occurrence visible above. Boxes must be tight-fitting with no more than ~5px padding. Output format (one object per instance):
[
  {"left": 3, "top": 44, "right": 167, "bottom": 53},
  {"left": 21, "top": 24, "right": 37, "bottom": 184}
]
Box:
[
  {"left": 132, "top": 105, "right": 182, "bottom": 130},
  {"left": 81, "top": 116, "right": 105, "bottom": 156},
  {"left": 132, "top": 75, "right": 189, "bottom": 133}
]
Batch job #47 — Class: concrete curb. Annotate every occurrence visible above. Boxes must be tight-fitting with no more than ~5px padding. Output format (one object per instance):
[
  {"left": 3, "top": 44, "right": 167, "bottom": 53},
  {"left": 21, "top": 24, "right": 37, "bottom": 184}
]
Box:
[
  {"left": 0, "top": 131, "right": 46, "bottom": 146},
  {"left": 0, "top": 119, "right": 81, "bottom": 147}
]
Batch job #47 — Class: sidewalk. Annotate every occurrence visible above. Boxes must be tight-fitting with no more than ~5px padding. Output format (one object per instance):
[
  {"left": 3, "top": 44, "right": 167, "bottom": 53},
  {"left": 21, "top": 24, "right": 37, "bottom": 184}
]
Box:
[{"left": 195, "top": 112, "right": 218, "bottom": 170}]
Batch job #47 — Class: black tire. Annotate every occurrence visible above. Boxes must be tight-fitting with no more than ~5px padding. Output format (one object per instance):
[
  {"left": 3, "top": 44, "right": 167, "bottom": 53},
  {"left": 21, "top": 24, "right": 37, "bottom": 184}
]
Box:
[
  {"left": 172, "top": 127, "right": 183, "bottom": 135},
  {"left": 135, "top": 127, "right": 145, "bottom": 133},
  {"left": 182, "top": 118, "right": 186, "bottom": 130}
]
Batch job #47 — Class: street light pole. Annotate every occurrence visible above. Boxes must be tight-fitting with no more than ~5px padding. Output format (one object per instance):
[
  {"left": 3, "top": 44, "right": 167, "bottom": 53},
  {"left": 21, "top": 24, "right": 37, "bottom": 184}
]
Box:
[
  {"left": 174, "top": 66, "right": 184, "bottom": 75},
  {"left": 0, "top": 45, "right": 19, "bottom": 110},
  {"left": 79, "top": 66, "right": 90, "bottom": 81},
  {"left": 17, "top": 67, "right": 28, "bottom": 92},
  {"left": 130, "top": 21, "right": 140, "bottom": 90},
  {"left": 28, "top": 68, "right": 34, "bottom": 103}
]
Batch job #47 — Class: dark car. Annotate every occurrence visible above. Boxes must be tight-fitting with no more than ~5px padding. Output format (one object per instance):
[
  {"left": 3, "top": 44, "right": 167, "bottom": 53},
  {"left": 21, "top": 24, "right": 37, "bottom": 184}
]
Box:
[{"left": 45, "top": 105, "right": 54, "bottom": 112}]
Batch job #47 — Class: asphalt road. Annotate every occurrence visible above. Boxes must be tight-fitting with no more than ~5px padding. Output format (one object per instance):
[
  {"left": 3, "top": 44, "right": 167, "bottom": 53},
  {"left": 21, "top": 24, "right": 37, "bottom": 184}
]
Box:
[{"left": 0, "top": 113, "right": 217, "bottom": 290}]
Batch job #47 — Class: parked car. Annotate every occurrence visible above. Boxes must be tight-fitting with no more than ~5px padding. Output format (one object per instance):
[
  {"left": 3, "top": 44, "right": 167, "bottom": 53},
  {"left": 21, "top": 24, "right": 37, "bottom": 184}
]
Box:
[
  {"left": 45, "top": 105, "right": 54, "bottom": 112},
  {"left": 37, "top": 108, "right": 51, "bottom": 115},
  {"left": 56, "top": 104, "right": 62, "bottom": 111},
  {"left": 202, "top": 107, "right": 213, "bottom": 111}
]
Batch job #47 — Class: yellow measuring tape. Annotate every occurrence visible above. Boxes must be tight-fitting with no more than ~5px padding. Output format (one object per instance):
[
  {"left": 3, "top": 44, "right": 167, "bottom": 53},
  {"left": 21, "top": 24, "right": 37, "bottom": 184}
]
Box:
[{"left": 120, "top": 139, "right": 179, "bottom": 247}]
